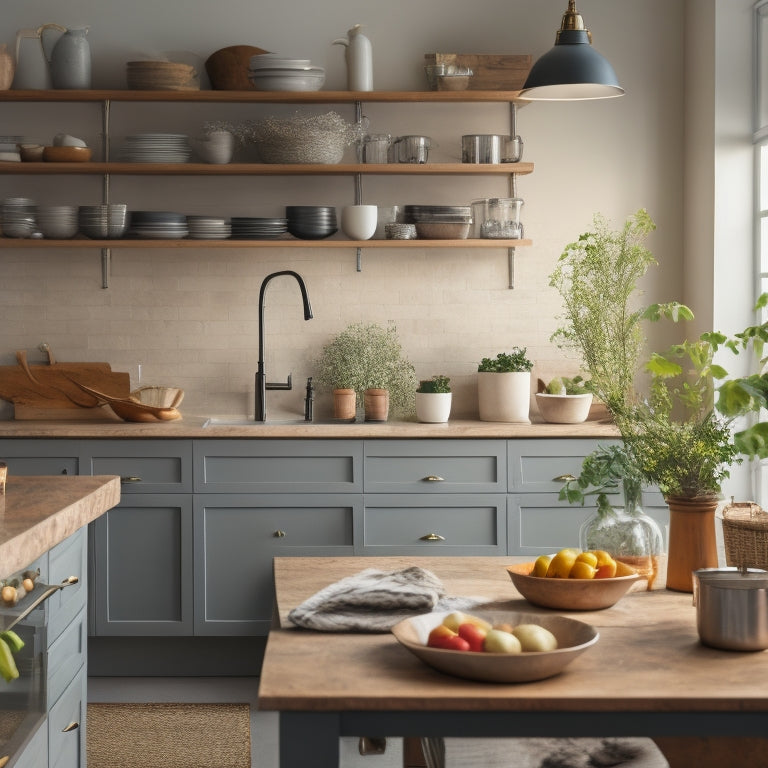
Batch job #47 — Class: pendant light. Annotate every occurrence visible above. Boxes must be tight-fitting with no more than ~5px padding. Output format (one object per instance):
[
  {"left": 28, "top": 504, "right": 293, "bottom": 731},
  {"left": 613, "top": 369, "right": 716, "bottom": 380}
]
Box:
[{"left": 519, "top": 0, "right": 624, "bottom": 101}]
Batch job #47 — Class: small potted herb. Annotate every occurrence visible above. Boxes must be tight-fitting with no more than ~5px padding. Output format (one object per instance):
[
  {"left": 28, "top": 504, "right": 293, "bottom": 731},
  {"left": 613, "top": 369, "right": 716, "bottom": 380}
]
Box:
[
  {"left": 415, "top": 375, "right": 452, "bottom": 423},
  {"left": 535, "top": 375, "right": 593, "bottom": 424},
  {"left": 477, "top": 347, "right": 533, "bottom": 423}
]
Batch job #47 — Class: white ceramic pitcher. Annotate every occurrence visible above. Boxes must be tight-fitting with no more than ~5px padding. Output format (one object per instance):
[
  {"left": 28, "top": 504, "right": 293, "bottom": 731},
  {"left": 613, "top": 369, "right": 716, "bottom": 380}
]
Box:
[{"left": 12, "top": 24, "right": 66, "bottom": 90}]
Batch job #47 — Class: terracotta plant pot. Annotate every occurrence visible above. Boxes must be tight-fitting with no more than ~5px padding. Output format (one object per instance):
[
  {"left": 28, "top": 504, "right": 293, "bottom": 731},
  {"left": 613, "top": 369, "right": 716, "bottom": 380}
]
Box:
[
  {"left": 332, "top": 388, "right": 356, "bottom": 421},
  {"left": 364, "top": 388, "right": 389, "bottom": 422},
  {"left": 415, "top": 392, "right": 452, "bottom": 423},
  {"left": 666, "top": 495, "right": 720, "bottom": 592},
  {"left": 477, "top": 371, "right": 530, "bottom": 423}
]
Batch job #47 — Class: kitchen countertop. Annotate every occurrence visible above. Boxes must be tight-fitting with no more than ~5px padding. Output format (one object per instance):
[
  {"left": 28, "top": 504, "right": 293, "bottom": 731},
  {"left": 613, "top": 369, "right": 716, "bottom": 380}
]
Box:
[
  {"left": 0, "top": 474, "right": 121, "bottom": 577},
  {"left": 0, "top": 416, "right": 620, "bottom": 439}
]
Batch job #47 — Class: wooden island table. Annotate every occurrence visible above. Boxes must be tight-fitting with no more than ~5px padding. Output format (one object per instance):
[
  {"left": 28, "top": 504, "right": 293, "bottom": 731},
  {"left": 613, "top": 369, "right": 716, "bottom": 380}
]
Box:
[{"left": 257, "top": 556, "right": 768, "bottom": 767}]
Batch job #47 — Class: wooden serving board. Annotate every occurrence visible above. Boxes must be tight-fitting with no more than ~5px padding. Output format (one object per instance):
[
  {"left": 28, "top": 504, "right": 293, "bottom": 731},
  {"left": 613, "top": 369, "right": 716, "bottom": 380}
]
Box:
[
  {"left": 424, "top": 53, "right": 532, "bottom": 91},
  {"left": 0, "top": 357, "right": 131, "bottom": 420}
]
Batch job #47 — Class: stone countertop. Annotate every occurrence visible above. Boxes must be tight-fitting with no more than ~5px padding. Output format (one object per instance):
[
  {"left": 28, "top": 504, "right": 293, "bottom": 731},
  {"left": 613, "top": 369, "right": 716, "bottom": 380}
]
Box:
[
  {"left": 0, "top": 416, "right": 620, "bottom": 439},
  {"left": 0, "top": 474, "right": 121, "bottom": 578}
]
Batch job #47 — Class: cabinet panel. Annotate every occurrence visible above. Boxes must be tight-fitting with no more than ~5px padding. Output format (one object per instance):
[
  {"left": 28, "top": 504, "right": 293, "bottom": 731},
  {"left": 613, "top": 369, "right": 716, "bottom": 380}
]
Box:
[
  {"left": 0, "top": 439, "right": 83, "bottom": 476},
  {"left": 7, "top": 721, "right": 47, "bottom": 768},
  {"left": 46, "top": 608, "right": 86, "bottom": 709},
  {"left": 47, "top": 528, "right": 88, "bottom": 645},
  {"left": 91, "top": 494, "right": 193, "bottom": 636},
  {"left": 194, "top": 439, "right": 362, "bottom": 493},
  {"left": 194, "top": 494, "right": 357, "bottom": 635},
  {"left": 507, "top": 493, "right": 593, "bottom": 555},
  {"left": 48, "top": 667, "right": 86, "bottom": 768},
  {"left": 509, "top": 438, "right": 619, "bottom": 492},
  {"left": 362, "top": 494, "right": 506, "bottom": 555},
  {"left": 86, "top": 439, "right": 192, "bottom": 493},
  {"left": 364, "top": 439, "right": 506, "bottom": 493}
]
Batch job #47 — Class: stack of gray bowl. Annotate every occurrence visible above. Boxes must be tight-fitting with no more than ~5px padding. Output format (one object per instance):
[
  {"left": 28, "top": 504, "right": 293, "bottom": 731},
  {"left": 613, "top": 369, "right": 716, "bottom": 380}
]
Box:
[
  {"left": 286, "top": 206, "right": 337, "bottom": 240},
  {"left": 1, "top": 197, "right": 37, "bottom": 238},
  {"left": 78, "top": 204, "right": 129, "bottom": 239}
]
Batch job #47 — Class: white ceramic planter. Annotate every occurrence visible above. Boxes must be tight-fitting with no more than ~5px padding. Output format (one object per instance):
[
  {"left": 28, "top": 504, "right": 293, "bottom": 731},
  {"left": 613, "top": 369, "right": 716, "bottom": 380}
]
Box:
[
  {"left": 415, "top": 392, "right": 452, "bottom": 423},
  {"left": 535, "top": 392, "right": 593, "bottom": 424},
  {"left": 477, "top": 371, "right": 531, "bottom": 423}
]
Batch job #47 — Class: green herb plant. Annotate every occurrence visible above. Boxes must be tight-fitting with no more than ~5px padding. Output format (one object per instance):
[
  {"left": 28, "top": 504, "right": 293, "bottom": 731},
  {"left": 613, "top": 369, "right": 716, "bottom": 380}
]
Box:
[
  {"left": 477, "top": 347, "right": 533, "bottom": 373},
  {"left": 416, "top": 375, "right": 451, "bottom": 394},
  {"left": 314, "top": 322, "right": 417, "bottom": 414},
  {"left": 545, "top": 375, "right": 589, "bottom": 395}
]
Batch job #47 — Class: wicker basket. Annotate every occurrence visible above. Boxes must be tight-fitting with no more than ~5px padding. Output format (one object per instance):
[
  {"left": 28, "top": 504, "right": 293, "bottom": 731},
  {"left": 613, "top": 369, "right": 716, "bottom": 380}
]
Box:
[
  {"left": 131, "top": 386, "right": 184, "bottom": 409},
  {"left": 721, "top": 500, "right": 768, "bottom": 570}
]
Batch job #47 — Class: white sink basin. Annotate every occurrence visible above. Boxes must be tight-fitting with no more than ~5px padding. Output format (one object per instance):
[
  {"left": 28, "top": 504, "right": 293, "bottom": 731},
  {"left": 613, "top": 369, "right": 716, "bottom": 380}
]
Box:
[{"left": 203, "top": 416, "right": 311, "bottom": 427}]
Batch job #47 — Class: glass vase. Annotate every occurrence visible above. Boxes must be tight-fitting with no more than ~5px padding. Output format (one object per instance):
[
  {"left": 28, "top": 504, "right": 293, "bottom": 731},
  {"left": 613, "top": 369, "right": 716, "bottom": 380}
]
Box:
[{"left": 579, "top": 479, "right": 665, "bottom": 589}]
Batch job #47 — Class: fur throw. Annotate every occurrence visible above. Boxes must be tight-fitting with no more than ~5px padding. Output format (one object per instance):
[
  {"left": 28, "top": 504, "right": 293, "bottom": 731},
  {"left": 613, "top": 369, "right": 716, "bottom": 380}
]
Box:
[{"left": 287, "top": 566, "right": 484, "bottom": 632}]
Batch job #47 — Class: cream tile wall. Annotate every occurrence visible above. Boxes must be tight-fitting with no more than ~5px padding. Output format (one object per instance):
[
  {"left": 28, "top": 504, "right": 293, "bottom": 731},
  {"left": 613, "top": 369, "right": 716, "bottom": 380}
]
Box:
[{"left": 0, "top": 0, "right": 686, "bottom": 420}]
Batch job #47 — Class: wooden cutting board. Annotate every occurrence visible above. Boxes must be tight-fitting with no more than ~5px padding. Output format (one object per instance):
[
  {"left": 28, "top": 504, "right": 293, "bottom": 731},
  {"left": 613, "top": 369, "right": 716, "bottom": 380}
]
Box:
[{"left": 0, "top": 351, "right": 131, "bottom": 420}]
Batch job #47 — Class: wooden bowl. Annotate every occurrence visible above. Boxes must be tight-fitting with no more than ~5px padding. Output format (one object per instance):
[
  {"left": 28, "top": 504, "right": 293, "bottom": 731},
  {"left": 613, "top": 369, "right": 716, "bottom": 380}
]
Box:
[
  {"left": 205, "top": 45, "right": 269, "bottom": 90},
  {"left": 42, "top": 146, "right": 92, "bottom": 162},
  {"left": 507, "top": 561, "right": 639, "bottom": 611},
  {"left": 391, "top": 610, "right": 598, "bottom": 683}
]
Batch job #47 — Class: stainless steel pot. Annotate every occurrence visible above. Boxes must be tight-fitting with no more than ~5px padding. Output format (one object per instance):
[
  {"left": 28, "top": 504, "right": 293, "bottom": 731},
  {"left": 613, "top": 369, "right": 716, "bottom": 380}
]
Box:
[
  {"left": 693, "top": 567, "right": 768, "bottom": 651},
  {"left": 461, "top": 134, "right": 523, "bottom": 164}
]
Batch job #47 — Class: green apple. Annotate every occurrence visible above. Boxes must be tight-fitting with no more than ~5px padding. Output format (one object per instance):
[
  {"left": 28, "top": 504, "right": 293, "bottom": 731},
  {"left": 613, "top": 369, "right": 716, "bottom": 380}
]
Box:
[
  {"left": 511, "top": 624, "right": 558, "bottom": 652},
  {"left": 483, "top": 628, "right": 522, "bottom": 654}
]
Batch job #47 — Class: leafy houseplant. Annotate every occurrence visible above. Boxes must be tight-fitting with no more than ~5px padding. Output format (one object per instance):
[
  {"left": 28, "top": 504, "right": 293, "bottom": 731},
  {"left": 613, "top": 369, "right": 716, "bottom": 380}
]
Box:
[
  {"left": 477, "top": 347, "right": 533, "bottom": 423},
  {"left": 415, "top": 375, "right": 452, "bottom": 423},
  {"left": 314, "top": 322, "right": 417, "bottom": 419}
]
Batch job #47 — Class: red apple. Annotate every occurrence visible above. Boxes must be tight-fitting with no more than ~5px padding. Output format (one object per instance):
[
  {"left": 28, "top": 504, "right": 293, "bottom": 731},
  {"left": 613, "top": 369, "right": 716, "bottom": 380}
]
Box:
[{"left": 458, "top": 622, "right": 487, "bottom": 652}]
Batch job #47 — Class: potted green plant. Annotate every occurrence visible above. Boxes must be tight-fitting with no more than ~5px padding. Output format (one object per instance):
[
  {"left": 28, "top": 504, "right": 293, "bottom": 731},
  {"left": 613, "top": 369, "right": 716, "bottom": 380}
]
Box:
[
  {"left": 314, "top": 322, "right": 417, "bottom": 422},
  {"left": 535, "top": 375, "right": 593, "bottom": 424},
  {"left": 415, "top": 375, "right": 452, "bottom": 423},
  {"left": 477, "top": 347, "right": 533, "bottom": 423}
]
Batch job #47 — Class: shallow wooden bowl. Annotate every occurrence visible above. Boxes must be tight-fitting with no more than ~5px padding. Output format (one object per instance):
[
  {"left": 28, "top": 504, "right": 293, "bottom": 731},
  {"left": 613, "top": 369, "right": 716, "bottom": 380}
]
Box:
[
  {"left": 391, "top": 610, "right": 598, "bottom": 683},
  {"left": 42, "top": 146, "right": 92, "bottom": 162},
  {"left": 507, "top": 561, "right": 639, "bottom": 611}
]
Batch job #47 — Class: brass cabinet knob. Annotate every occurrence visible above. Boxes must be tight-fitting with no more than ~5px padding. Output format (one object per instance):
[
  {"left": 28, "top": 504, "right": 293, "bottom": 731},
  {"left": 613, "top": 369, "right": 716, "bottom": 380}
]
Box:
[
  {"left": 422, "top": 475, "right": 445, "bottom": 482},
  {"left": 62, "top": 721, "right": 79, "bottom": 733},
  {"left": 420, "top": 533, "right": 445, "bottom": 541},
  {"left": 273, "top": 530, "right": 286, "bottom": 538},
  {"left": 120, "top": 476, "right": 142, "bottom": 483}
]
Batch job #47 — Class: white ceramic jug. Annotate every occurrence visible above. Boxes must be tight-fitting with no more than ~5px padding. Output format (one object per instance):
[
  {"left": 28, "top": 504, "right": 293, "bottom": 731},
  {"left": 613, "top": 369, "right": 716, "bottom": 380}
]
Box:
[
  {"left": 332, "top": 24, "right": 373, "bottom": 92},
  {"left": 12, "top": 24, "right": 66, "bottom": 90},
  {"left": 50, "top": 27, "right": 91, "bottom": 89}
]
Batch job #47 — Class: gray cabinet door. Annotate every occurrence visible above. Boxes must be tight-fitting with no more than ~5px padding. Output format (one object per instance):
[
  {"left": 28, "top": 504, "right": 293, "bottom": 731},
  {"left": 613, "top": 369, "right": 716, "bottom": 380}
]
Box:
[
  {"left": 90, "top": 494, "right": 193, "bottom": 636},
  {"left": 194, "top": 493, "right": 357, "bottom": 636},
  {"left": 361, "top": 494, "right": 507, "bottom": 556},
  {"left": 0, "top": 438, "right": 83, "bottom": 476},
  {"left": 48, "top": 666, "right": 86, "bottom": 768},
  {"left": 194, "top": 439, "right": 363, "bottom": 494},
  {"left": 364, "top": 439, "right": 506, "bottom": 493}
]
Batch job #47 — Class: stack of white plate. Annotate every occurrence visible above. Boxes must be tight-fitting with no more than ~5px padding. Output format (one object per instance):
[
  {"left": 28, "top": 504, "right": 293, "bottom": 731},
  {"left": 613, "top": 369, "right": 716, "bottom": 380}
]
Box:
[
  {"left": 248, "top": 53, "right": 325, "bottom": 92},
  {"left": 37, "top": 205, "right": 79, "bottom": 239},
  {"left": 0, "top": 136, "right": 22, "bottom": 162},
  {"left": 129, "top": 211, "right": 189, "bottom": 239},
  {"left": 126, "top": 61, "right": 198, "bottom": 91},
  {"left": 1, "top": 197, "right": 37, "bottom": 238},
  {"left": 230, "top": 217, "right": 288, "bottom": 240},
  {"left": 119, "top": 133, "right": 192, "bottom": 163},
  {"left": 187, "top": 216, "right": 231, "bottom": 240}
]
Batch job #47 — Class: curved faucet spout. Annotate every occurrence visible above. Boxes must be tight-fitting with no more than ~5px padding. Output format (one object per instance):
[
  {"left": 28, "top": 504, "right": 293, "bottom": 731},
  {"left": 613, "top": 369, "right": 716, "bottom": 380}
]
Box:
[{"left": 256, "top": 270, "right": 314, "bottom": 422}]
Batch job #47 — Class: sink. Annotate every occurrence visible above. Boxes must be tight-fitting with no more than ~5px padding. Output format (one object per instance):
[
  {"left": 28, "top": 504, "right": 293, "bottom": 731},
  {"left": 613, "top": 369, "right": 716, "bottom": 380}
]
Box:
[{"left": 202, "top": 416, "right": 344, "bottom": 427}]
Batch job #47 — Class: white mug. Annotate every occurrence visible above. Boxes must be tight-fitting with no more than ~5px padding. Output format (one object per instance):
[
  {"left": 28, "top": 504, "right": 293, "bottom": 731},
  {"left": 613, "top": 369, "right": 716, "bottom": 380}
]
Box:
[{"left": 341, "top": 205, "right": 378, "bottom": 240}]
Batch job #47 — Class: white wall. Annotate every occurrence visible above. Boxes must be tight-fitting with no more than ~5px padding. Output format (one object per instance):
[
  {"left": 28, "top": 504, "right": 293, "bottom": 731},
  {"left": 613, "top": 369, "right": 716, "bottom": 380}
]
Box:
[{"left": 0, "top": 1, "right": 694, "bottom": 420}]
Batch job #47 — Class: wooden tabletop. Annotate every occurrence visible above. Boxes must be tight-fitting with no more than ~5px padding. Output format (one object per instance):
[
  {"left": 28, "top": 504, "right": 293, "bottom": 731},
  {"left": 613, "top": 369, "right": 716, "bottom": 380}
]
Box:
[{"left": 258, "top": 556, "right": 768, "bottom": 714}]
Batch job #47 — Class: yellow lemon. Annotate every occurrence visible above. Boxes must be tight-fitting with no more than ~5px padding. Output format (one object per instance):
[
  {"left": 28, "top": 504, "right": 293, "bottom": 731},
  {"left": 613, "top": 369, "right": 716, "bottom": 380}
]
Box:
[
  {"left": 569, "top": 560, "right": 597, "bottom": 579},
  {"left": 532, "top": 555, "right": 552, "bottom": 577},
  {"left": 545, "top": 548, "right": 579, "bottom": 578},
  {"left": 575, "top": 551, "right": 598, "bottom": 568},
  {"left": 589, "top": 550, "right": 618, "bottom": 578}
]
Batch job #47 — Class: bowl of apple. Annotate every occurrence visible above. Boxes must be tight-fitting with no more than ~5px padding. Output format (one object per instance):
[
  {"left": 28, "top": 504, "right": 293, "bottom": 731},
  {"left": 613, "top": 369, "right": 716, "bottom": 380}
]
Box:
[
  {"left": 507, "top": 549, "right": 640, "bottom": 611},
  {"left": 390, "top": 609, "right": 598, "bottom": 683}
]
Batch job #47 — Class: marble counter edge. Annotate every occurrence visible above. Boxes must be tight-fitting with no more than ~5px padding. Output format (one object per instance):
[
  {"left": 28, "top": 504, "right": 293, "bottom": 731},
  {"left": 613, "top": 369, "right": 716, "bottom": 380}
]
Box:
[
  {"left": 0, "top": 417, "right": 620, "bottom": 439},
  {"left": 1, "top": 475, "right": 121, "bottom": 578}
]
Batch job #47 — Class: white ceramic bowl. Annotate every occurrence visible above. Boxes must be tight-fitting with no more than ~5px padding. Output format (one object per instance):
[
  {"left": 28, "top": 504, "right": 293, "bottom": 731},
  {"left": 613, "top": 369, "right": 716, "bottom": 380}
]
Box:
[
  {"left": 535, "top": 393, "right": 593, "bottom": 423},
  {"left": 391, "top": 610, "right": 599, "bottom": 683},
  {"left": 341, "top": 205, "right": 378, "bottom": 240},
  {"left": 248, "top": 68, "right": 325, "bottom": 92}
]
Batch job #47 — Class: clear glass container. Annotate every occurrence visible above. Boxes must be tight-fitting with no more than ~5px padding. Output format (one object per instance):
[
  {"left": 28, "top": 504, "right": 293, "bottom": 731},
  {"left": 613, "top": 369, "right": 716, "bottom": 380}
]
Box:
[{"left": 579, "top": 478, "right": 665, "bottom": 590}]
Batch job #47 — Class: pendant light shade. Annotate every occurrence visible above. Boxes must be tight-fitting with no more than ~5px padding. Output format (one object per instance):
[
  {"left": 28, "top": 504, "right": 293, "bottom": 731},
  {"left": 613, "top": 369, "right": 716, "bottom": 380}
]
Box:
[{"left": 519, "top": 0, "right": 624, "bottom": 101}]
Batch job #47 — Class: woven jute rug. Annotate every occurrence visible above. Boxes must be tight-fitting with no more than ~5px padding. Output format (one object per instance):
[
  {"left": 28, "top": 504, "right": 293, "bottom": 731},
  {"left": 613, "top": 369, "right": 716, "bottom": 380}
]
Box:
[{"left": 87, "top": 702, "right": 251, "bottom": 768}]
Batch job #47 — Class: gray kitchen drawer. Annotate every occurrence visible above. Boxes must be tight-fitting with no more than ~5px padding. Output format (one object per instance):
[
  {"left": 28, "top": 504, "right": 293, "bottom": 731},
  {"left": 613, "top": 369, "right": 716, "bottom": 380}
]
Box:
[
  {"left": 194, "top": 439, "right": 362, "bottom": 493},
  {"left": 47, "top": 528, "right": 87, "bottom": 645},
  {"left": 0, "top": 439, "right": 83, "bottom": 476},
  {"left": 364, "top": 439, "right": 506, "bottom": 493},
  {"left": 193, "top": 493, "right": 357, "bottom": 635},
  {"left": 46, "top": 607, "right": 85, "bottom": 708},
  {"left": 508, "top": 438, "right": 619, "bottom": 493},
  {"left": 8, "top": 720, "right": 48, "bottom": 768},
  {"left": 507, "top": 493, "right": 593, "bottom": 555},
  {"left": 361, "top": 494, "right": 507, "bottom": 555},
  {"left": 86, "top": 439, "right": 192, "bottom": 493},
  {"left": 48, "top": 666, "right": 86, "bottom": 768}
]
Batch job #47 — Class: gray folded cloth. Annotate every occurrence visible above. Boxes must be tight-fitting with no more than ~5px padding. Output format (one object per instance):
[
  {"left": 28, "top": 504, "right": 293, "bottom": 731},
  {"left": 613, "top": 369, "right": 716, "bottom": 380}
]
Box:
[{"left": 287, "top": 566, "right": 485, "bottom": 632}]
